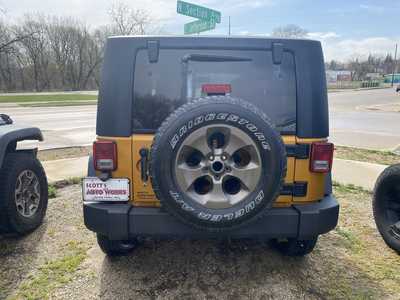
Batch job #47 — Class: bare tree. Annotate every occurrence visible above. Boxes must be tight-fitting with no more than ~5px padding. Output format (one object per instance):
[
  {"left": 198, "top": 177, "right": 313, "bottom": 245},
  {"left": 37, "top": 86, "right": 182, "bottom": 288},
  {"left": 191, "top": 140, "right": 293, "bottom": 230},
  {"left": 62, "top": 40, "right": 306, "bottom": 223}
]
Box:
[
  {"left": 15, "top": 15, "right": 51, "bottom": 91},
  {"left": 271, "top": 24, "right": 308, "bottom": 38},
  {"left": 0, "top": 5, "right": 157, "bottom": 92},
  {"left": 108, "top": 1, "right": 151, "bottom": 35}
]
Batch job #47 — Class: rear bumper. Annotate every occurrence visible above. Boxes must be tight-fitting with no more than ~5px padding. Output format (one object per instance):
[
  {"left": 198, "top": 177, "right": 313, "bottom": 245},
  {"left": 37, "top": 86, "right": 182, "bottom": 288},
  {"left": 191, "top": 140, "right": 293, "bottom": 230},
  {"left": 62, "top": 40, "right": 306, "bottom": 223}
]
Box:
[{"left": 83, "top": 194, "right": 339, "bottom": 240}]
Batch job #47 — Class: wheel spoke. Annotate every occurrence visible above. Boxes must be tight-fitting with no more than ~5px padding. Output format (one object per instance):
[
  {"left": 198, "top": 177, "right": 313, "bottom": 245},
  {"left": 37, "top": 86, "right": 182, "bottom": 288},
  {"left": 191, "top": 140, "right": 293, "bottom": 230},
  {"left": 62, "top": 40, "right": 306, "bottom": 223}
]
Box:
[
  {"left": 200, "top": 179, "right": 230, "bottom": 208},
  {"left": 182, "top": 127, "right": 211, "bottom": 157},
  {"left": 176, "top": 163, "right": 206, "bottom": 191},
  {"left": 16, "top": 177, "right": 23, "bottom": 194},
  {"left": 230, "top": 162, "right": 261, "bottom": 191},
  {"left": 15, "top": 170, "right": 41, "bottom": 218},
  {"left": 224, "top": 131, "right": 252, "bottom": 156},
  {"left": 175, "top": 124, "right": 262, "bottom": 209}
]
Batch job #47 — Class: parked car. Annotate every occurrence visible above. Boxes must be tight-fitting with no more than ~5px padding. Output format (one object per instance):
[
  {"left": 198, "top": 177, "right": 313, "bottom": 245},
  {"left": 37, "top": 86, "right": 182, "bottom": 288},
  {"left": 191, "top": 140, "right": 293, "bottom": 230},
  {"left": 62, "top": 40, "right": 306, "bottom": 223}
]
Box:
[
  {"left": 396, "top": 84, "right": 400, "bottom": 93},
  {"left": 83, "top": 36, "right": 339, "bottom": 257},
  {"left": 373, "top": 164, "right": 400, "bottom": 253},
  {"left": 0, "top": 114, "right": 48, "bottom": 235}
]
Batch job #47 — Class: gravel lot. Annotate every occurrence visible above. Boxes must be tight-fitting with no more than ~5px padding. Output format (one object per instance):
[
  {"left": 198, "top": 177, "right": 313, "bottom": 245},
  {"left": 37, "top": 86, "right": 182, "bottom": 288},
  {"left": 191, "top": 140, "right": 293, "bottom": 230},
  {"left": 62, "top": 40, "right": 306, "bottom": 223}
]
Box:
[{"left": 1, "top": 184, "right": 399, "bottom": 299}]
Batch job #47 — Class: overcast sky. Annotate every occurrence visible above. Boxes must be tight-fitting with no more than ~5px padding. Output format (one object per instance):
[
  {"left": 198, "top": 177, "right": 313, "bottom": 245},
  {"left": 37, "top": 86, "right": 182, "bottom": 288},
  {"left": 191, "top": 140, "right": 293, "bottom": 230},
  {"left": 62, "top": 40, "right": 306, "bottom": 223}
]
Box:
[{"left": 1, "top": 0, "right": 399, "bottom": 61}]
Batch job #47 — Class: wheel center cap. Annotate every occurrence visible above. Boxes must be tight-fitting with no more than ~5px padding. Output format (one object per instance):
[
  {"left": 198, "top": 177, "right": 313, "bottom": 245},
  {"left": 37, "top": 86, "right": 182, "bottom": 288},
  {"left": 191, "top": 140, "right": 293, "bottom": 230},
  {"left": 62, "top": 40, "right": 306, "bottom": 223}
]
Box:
[{"left": 211, "top": 161, "right": 224, "bottom": 174}]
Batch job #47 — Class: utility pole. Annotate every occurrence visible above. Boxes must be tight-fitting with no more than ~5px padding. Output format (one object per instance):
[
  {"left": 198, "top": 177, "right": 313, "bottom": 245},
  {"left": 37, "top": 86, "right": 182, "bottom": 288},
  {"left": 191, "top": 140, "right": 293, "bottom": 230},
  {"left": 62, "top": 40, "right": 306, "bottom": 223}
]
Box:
[
  {"left": 392, "top": 43, "right": 398, "bottom": 87},
  {"left": 228, "top": 16, "right": 231, "bottom": 36}
]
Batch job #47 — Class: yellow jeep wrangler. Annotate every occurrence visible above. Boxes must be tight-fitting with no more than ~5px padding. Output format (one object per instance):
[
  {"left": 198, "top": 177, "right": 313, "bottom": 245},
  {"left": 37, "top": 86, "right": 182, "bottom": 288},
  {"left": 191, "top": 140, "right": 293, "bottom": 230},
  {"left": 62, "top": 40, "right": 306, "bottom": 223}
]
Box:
[{"left": 83, "top": 36, "right": 339, "bottom": 257}]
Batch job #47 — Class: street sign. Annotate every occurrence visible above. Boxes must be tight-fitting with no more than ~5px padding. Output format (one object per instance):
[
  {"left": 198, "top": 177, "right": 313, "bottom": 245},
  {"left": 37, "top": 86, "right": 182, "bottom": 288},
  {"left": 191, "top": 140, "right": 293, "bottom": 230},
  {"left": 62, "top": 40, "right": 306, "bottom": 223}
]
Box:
[
  {"left": 177, "top": 0, "right": 221, "bottom": 24},
  {"left": 184, "top": 19, "right": 216, "bottom": 34}
]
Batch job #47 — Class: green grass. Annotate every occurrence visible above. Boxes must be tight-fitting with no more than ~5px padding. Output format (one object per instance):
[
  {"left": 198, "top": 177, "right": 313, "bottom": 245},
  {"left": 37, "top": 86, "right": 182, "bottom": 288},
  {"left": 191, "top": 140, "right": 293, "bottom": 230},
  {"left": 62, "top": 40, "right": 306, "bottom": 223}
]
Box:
[
  {"left": 48, "top": 184, "right": 57, "bottom": 199},
  {"left": 12, "top": 241, "right": 87, "bottom": 300},
  {"left": 20, "top": 101, "right": 97, "bottom": 107},
  {"left": 48, "top": 178, "right": 82, "bottom": 198},
  {"left": 332, "top": 181, "right": 371, "bottom": 194},
  {"left": 335, "top": 145, "right": 399, "bottom": 166},
  {"left": 335, "top": 226, "right": 364, "bottom": 253},
  {"left": 0, "top": 94, "right": 97, "bottom": 103}
]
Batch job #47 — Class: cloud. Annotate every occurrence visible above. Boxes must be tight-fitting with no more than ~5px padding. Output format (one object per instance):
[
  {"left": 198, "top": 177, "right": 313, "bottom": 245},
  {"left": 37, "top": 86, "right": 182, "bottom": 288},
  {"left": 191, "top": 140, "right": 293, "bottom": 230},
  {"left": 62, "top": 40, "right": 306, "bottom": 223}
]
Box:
[
  {"left": 305, "top": 31, "right": 398, "bottom": 61},
  {"left": 359, "top": 4, "right": 385, "bottom": 13},
  {"left": 320, "top": 36, "right": 399, "bottom": 61},
  {"left": 307, "top": 32, "right": 340, "bottom": 40}
]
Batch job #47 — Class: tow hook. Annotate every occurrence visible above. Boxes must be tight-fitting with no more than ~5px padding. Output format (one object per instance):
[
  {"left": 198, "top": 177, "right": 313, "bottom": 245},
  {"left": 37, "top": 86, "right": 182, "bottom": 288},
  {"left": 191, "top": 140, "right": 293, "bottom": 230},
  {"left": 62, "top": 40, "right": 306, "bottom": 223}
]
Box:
[{"left": 139, "top": 148, "right": 149, "bottom": 185}]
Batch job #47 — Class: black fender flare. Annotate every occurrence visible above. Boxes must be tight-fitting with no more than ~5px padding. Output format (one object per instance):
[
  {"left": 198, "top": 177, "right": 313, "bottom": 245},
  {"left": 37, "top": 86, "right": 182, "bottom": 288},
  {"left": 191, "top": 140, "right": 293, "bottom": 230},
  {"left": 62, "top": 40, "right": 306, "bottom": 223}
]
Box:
[{"left": 0, "top": 125, "right": 43, "bottom": 168}]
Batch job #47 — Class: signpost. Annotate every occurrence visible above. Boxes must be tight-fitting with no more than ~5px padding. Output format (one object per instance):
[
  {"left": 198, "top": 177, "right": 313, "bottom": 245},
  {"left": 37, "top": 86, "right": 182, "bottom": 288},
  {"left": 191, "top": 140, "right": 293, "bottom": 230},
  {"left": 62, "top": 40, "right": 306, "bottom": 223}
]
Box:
[{"left": 177, "top": 0, "right": 221, "bottom": 35}]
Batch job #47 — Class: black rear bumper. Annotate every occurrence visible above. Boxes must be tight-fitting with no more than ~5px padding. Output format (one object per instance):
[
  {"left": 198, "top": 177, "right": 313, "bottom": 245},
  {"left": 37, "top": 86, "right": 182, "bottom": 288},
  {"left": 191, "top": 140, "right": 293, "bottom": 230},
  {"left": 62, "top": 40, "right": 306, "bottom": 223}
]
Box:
[{"left": 83, "top": 194, "right": 339, "bottom": 240}]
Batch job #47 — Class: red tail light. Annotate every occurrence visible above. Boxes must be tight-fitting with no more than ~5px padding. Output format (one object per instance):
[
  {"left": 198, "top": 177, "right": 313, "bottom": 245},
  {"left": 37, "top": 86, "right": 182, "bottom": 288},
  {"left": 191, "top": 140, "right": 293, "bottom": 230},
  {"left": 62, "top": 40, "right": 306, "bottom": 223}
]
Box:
[
  {"left": 310, "top": 142, "right": 334, "bottom": 173},
  {"left": 93, "top": 141, "right": 117, "bottom": 171}
]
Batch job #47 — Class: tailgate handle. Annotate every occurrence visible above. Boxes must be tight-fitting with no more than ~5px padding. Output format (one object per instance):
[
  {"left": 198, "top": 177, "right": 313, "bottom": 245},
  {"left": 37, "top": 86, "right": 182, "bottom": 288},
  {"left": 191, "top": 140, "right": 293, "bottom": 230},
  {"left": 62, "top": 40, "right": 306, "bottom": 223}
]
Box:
[{"left": 139, "top": 148, "right": 149, "bottom": 185}]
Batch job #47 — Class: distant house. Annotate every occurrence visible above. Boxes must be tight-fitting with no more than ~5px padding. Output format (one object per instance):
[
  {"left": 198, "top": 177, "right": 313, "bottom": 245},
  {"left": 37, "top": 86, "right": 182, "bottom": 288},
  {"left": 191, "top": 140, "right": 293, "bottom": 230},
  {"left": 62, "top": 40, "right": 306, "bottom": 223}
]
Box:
[
  {"left": 383, "top": 73, "right": 400, "bottom": 84},
  {"left": 326, "top": 70, "right": 352, "bottom": 83}
]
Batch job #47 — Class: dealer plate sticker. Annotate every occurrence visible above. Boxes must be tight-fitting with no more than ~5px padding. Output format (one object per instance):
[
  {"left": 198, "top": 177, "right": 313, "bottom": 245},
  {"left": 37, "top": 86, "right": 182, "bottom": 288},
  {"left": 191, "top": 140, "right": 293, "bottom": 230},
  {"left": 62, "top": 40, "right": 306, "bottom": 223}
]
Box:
[{"left": 83, "top": 177, "right": 130, "bottom": 202}]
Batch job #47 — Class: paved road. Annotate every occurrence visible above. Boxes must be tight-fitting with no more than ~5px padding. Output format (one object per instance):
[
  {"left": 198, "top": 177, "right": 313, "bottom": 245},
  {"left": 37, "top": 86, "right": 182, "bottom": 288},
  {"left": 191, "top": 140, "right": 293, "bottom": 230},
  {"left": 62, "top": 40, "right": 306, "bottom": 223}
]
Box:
[
  {"left": 0, "top": 105, "right": 96, "bottom": 149},
  {"left": 0, "top": 88, "right": 399, "bottom": 151},
  {"left": 329, "top": 88, "right": 400, "bottom": 151}
]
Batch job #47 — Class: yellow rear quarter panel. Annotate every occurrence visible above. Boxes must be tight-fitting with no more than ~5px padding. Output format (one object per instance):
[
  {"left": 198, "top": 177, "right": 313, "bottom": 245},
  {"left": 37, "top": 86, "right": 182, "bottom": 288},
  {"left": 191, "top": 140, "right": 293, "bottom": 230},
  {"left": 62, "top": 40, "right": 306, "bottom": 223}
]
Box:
[{"left": 96, "top": 135, "right": 327, "bottom": 207}]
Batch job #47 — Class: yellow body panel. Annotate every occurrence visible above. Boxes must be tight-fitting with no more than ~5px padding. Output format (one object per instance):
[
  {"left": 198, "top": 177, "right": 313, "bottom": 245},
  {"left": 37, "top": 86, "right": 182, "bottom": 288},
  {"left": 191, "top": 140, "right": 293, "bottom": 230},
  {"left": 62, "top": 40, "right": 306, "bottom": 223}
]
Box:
[
  {"left": 97, "top": 136, "right": 134, "bottom": 199},
  {"left": 294, "top": 137, "right": 327, "bottom": 203},
  {"left": 97, "top": 135, "right": 327, "bottom": 207},
  {"left": 132, "top": 135, "right": 158, "bottom": 207}
]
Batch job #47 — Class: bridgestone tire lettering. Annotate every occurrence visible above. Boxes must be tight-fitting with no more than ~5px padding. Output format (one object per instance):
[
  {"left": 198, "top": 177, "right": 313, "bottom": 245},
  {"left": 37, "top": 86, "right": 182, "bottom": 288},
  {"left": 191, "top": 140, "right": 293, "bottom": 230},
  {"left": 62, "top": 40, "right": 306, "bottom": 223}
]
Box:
[{"left": 150, "top": 96, "right": 287, "bottom": 232}]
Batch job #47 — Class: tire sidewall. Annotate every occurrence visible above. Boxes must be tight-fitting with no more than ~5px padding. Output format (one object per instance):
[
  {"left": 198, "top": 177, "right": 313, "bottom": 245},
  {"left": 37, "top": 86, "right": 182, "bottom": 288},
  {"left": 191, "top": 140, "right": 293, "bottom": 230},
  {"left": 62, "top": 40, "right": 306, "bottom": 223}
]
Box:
[
  {"left": 151, "top": 99, "right": 286, "bottom": 230},
  {"left": 373, "top": 165, "right": 400, "bottom": 252}
]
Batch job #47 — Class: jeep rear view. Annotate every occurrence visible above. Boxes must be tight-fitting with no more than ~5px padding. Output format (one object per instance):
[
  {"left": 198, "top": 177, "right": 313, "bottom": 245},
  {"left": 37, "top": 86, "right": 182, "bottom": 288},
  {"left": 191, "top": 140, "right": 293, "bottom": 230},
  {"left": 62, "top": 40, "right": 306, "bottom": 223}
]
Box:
[{"left": 82, "top": 36, "right": 339, "bottom": 257}]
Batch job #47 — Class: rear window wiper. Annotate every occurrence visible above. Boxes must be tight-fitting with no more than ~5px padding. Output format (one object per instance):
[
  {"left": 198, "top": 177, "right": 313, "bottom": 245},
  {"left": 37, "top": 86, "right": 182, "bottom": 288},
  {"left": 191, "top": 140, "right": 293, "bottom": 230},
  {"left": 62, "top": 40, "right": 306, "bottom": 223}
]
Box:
[{"left": 182, "top": 54, "right": 252, "bottom": 63}]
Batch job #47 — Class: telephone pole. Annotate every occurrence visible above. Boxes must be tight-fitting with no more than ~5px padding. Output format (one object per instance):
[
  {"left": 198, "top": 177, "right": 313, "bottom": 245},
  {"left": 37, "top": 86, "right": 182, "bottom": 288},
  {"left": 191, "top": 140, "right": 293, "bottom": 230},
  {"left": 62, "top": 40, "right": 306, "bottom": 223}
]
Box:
[
  {"left": 228, "top": 16, "right": 231, "bottom": 36},
  {"left": 392, "top": 43, "right": 398, "bottom": 87}
]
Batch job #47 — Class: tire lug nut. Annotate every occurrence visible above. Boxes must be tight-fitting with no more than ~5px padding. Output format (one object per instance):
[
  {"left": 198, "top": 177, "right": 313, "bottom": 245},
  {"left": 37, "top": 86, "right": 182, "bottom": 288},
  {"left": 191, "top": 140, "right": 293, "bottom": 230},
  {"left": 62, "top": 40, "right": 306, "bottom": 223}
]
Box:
[
  {"left": 221, "top": 155, "right": 227, "bottom": 161},
  {"left": 209, "top": 155, "right": 214, "bottom": 161}
]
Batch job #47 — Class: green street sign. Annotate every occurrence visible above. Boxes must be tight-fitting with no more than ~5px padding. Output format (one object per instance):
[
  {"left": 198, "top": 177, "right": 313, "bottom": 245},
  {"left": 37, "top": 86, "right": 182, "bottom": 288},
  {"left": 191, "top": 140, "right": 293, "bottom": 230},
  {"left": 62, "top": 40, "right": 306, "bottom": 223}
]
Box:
[
  {"left": 177, "top": 0, "right": 221, "bottom": 23},
  {"left": 184, "top": 19, "right": 216, "bottom": 34}
]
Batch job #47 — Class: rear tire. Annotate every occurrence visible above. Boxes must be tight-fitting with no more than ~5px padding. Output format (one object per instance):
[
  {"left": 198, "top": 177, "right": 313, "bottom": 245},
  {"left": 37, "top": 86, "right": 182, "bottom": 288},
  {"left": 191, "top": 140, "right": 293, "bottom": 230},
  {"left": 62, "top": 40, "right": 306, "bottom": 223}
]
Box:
[
  {"left": 373, "top": 164, "right": 400, "bottom": 254},
  {"left": 270, "top": 237, "right": 318, "bottom": 256},
  {"left": 97, "top": 234, "right": 140, "bottom": 256},
  {"left": 0, "top": 152, "right": 48, "bottom": 235}
]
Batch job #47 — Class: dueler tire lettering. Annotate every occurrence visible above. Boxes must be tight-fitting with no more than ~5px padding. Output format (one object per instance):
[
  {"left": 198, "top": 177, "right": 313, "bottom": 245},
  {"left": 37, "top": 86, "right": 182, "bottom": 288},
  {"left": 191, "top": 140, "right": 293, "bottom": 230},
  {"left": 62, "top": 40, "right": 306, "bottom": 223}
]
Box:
[{"left": 150, "top": 96, "right": 287, "bottom": 232}]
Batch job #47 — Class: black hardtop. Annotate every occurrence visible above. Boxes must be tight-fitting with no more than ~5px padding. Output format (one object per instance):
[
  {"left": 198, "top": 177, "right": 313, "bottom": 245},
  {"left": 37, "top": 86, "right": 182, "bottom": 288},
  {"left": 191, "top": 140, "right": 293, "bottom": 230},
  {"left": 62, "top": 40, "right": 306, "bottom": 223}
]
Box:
[{"left": 97, "top": 35, "right": 328, "bottom": 138}]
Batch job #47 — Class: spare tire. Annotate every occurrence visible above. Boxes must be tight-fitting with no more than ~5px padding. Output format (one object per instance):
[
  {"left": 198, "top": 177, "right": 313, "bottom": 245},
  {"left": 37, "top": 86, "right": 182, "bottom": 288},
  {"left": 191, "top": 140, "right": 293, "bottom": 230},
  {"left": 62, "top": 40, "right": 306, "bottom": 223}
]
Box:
[{"left": 150, "top": 96, "right": 286, "bottom": 231}]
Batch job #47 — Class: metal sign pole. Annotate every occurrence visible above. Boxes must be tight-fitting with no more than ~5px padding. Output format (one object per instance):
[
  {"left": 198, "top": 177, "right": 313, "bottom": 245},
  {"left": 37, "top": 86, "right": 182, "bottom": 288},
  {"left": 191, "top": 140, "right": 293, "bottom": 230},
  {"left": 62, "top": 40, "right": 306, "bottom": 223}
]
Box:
[{"left": 392, "top": 43, "right": 398, "bottom": 87}]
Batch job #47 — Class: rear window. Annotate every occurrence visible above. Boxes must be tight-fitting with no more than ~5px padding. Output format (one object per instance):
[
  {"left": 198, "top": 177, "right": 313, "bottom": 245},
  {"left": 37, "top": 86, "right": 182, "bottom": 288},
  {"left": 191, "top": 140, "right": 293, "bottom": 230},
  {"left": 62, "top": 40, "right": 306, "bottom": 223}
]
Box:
[{"left": 133, "top": 49, "right": 296, "bottom": 133}]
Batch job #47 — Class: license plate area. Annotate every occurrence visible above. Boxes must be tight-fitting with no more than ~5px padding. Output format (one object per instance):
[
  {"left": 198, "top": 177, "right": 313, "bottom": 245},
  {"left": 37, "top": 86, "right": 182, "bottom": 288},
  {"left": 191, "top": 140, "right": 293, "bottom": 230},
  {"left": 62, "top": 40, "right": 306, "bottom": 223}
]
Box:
[{"left": 83, "top": 177, "right": 130, "bottom": 202}]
